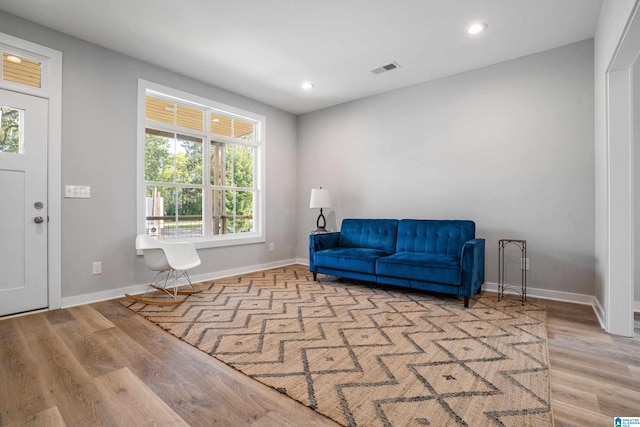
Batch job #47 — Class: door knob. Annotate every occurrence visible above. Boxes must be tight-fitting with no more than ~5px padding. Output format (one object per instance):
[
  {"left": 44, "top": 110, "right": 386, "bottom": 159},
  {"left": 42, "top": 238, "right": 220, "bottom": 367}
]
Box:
[{"left": 34, "top": 216, "right": 44, "bottom": 224}]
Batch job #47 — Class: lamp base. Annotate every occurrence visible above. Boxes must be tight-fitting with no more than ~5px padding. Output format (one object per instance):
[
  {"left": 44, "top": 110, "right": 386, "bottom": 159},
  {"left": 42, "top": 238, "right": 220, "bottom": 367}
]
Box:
[{"left": 314, "top": 208, "right": 328, "bottom": 233}]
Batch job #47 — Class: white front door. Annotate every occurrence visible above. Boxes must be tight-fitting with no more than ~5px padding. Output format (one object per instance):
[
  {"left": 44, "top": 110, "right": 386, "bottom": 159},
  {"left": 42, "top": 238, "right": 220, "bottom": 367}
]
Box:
[{"left": 0, "top": 88, "right": 48, "bottom": 317}]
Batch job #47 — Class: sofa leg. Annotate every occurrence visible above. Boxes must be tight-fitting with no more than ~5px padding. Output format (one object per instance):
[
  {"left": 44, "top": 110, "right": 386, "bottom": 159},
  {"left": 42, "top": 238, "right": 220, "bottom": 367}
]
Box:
[
  {"left": 463, "top": 296, "right": 469, "bottom": 307},
  {"left": 476, "top": 286, "right": 482, "bottom": 295},
  {"left": 313, "top": 272, "right": 317, "bottom": 281}
]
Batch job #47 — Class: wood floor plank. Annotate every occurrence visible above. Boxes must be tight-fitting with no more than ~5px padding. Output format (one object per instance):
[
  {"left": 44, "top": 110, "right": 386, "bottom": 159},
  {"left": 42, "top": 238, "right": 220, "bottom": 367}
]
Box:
[
  {"left": 92, "top": 367, "right": 188, "bottom": 426},
  {"left": 48, "top": 312, "right": 123, "bottom": 378},
  {"left": 0, "top": 318, "right": 55, "bottom": 425},
  {"left": 550, "top": 382, "right": 599, "bottom": 413},
  {"left": 65, "top": 304, "right": 115, "bottom": 333},
  {"left": 14, "top": 314, "right": 114, "bottom": 426},
  {"left": 552, "top": 400, "right": 613, "bottom": 427},
  {"left": 549, "top": 353, "right": 640, "bottom": 391},
  {"left": 4, "top": 406, "right": 67, "bottom": 427}
]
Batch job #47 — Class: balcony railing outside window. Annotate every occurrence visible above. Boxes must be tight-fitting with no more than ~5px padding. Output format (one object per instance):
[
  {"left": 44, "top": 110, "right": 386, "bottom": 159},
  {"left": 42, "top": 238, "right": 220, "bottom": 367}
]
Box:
[{"left": 146, "top": 215, "right": 253, "bottom": 238}]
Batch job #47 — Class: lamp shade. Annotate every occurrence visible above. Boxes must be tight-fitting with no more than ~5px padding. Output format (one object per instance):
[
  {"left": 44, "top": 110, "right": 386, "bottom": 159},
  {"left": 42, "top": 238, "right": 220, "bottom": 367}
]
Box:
[{"left": 310, "top": 188, "right": 331, "bottom": 209}]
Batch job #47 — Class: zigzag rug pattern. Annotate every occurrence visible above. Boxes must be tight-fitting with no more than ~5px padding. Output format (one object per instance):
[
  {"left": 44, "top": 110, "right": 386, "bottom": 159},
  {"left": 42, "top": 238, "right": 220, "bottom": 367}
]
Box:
[{"left": 122, "top": 265, "right": 553, "bottom": 426}]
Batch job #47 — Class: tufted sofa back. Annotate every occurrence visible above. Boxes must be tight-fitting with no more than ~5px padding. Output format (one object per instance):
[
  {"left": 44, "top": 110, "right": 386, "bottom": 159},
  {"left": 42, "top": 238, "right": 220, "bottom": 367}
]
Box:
[
  {"left": 339, "top": 219, "right": 399, "bottom": 253},
  {"left": 396, "top": 220, "right": 475, "bottom": 255}
]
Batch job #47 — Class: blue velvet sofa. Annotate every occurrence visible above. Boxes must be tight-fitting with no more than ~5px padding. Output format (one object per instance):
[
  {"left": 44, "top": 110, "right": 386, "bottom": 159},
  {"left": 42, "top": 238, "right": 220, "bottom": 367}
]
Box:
[{"left": 309, "top": 219, "right": 485, "bottom": 307}]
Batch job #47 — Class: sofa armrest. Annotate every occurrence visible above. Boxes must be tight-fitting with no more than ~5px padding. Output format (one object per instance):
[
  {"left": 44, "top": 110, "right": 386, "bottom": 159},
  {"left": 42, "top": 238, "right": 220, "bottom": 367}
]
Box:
[
  {"left": 460, "top": 238, "right": 485, "bottom": 297},
  {"left": 309, "top": 232, "right": 340, "bottom": 273}
]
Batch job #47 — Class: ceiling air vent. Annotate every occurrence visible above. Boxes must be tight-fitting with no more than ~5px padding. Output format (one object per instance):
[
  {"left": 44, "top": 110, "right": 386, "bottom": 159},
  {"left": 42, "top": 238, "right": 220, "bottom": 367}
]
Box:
[{"left": 371, "top": 61, "right": 401, "bottom": 75}]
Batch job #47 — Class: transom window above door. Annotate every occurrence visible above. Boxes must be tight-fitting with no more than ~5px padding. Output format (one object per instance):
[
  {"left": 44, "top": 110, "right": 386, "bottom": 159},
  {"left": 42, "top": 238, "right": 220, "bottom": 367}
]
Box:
[{"left": 2, "top": 52, "right": 41, "bottom": 88}]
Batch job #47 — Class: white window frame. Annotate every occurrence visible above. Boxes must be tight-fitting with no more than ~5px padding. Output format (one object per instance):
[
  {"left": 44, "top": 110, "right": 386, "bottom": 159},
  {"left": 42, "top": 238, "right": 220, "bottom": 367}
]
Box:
[{"left": 137, "top": 79, "right": 266, "bottom": 249}]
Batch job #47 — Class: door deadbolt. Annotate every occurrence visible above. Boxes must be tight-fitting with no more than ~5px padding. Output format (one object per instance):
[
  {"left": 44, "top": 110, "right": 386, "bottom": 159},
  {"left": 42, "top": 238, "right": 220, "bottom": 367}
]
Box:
[
  {"left": 34, "top": 202, "right": 44, "bottom": 209},
  {"left": 34, "top": 216, "right": 44, "bottom": 224}
]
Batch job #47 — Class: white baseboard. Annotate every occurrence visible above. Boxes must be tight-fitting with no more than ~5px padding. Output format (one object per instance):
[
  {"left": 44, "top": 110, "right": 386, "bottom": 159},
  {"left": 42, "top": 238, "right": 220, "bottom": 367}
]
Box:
[
  {"left": 60, "top": 259, "right": 299, "bottom": 309},
  {"left": 484, "top": 281, "right": 607, "bottom": 328},
  {"left": 66, "top": 258, "right": 613, "bottom": 328},
  {"left": 483, "top": 281, "right": 595, "bottom": 305},
  {"left": 293, "top": 266, "right": 599, "bottom": 308}
]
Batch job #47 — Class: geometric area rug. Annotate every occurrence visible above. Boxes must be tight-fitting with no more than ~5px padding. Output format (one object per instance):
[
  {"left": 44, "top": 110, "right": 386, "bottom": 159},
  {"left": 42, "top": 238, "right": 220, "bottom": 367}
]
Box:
[{"left": 121, "top": 265, "right": 553, "bottom": 427}]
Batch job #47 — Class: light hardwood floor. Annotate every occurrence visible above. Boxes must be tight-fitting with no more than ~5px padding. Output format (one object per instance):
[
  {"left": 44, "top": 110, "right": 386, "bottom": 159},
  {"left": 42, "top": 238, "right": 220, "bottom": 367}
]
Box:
[{"left": 0, "top": 294, "right": 638, "bottom": 426}]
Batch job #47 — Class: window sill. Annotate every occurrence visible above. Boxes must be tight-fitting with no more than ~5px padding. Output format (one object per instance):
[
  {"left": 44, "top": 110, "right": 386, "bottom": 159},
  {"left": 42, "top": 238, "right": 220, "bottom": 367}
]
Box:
[
  {"left": 162, "top": 233, "right": 265, "bottom": 249},
  {"left": 136, "top": 233, "right": 265, "bottom": 256}
]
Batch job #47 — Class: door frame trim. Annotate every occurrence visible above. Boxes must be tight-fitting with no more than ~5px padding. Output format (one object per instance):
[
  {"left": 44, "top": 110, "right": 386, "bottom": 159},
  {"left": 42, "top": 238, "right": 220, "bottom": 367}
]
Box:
[
  {"left": 0, "top": 32, "right": 62, "bottom": 311},
  {"left": 604, "top": 0, "right": 640, "bottom": 336}
]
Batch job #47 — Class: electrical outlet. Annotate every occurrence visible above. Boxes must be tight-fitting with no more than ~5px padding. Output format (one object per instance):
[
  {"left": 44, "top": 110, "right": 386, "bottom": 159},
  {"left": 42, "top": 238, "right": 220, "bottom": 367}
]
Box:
[
  {"left": 269, "top": 242, "right": 275, "bottom": 252},
  {"left": 520, "top": 258, "right": 530, "bottom": 270},
  {"left": 93, "top": 261, "right": 102, "bottom": 275}
]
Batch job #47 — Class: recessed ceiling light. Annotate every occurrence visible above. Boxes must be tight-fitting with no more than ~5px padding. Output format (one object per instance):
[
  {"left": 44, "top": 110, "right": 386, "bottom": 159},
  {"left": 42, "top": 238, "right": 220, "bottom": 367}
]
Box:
[
  {"left": 467, "top": 22, "right": 488, "bottom": 35},
  {"left": 6, "top": 55, "right": 22, "bottom": 64},
  {"left": 301, "top": 81, "right": 315, "bottom": 90}
]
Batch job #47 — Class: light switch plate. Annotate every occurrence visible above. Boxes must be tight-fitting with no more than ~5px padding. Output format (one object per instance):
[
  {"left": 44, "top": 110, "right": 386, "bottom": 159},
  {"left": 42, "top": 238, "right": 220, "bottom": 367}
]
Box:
[{"left": 65, "top": 185, "right": 91, "bottom": 198}]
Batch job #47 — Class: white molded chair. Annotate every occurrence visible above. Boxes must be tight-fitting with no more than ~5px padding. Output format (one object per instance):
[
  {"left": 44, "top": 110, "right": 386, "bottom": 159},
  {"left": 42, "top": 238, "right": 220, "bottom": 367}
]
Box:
[{"left": 135, "top": 234, "right": 201, "bottom": 301}]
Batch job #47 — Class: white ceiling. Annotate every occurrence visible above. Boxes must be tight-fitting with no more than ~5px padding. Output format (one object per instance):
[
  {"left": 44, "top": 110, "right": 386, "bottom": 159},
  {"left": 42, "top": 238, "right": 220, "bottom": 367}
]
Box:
[{"left": 0, "top": 0, "right": 602, "bottom": 114}]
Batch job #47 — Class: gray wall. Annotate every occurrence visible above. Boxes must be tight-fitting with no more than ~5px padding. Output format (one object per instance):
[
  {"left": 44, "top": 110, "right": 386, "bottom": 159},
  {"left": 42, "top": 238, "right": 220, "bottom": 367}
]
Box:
[
  {"left": 297, "top": 40, "right": 595, "bottom": 296},
  {"left": 0, "top": 11, "right": 298, "bottom": 298}
]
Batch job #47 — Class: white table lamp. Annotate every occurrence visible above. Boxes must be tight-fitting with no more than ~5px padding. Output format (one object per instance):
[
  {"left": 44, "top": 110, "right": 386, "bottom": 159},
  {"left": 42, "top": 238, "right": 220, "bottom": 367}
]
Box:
[{"left": 310, "top": 188, "right": 331, "bottom": 232}]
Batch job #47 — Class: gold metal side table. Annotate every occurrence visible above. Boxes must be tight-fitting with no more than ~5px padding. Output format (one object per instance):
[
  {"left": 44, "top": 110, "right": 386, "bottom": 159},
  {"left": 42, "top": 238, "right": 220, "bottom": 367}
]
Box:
[{"left": 498, "top": 239, "right": 526, "bottom": 305}]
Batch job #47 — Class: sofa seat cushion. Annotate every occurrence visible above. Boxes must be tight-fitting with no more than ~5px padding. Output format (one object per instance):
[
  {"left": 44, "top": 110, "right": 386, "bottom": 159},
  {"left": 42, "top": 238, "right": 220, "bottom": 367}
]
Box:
[
  {"left": 376, "top": 252, "right": 461, "bottom": 285},
  {"left": 315, "top": 248, "right": 392, "bottom": 275}
]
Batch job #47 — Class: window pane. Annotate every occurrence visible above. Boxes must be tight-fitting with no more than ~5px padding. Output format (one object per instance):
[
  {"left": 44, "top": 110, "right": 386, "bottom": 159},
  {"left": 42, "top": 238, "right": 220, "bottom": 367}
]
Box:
[
  {"left": 210, "top": 141, "right": 224, "bottom": 186},
  {"left": 0, "top": 106, "right": 23, "bottom": 154},
  {"left": 232, "top": 190, "right": 254, "bottom": 233},
  {"left": 2, "top": 53, "right": 41, "bottom": 88},
  {"left": 145, "top": 185, "right": 203, "bottom": 238},
  {"left": 211, "top": 188, "right": 224, "bottom": 235},
  {"left": 176, "top": 104, "right": 203, "bottom": 131},
  {"left": 145, "top": 129, "right": 173, "bottom": 183},
  {"left": 210, "top": 113, "right": 232, "bottom": 137},
  {"left": 233, "top": 144, "right": 254, "bottom": 188},
  {"left": 145, "top": 96, "right": 175, "bottom": 125},
  {"left": 212, "top": 189, "right": 254, "bottom": 235},
  {"left": 224, "top": 143, "right": 254, "bottom": 188},
  {"left": 146, "top": 130, "right": 204, "bottom": 185},
  {"left": 210, "top": 113, "right": 255, "bottom": 141},
  {"left": 233, "top": 118, "right": 254, "bottom": 141},
  {"left": 175, "top": 134, "right": 202, "bottom": 184},
  {"left": 210, "top": 141, "right": 254, "bottom": 188},
  {"left": 177, "top": 187, "right": 203, "bottom": 237},
  {"left": 146, "top": 96, "right": 204, "bottom": 131}
]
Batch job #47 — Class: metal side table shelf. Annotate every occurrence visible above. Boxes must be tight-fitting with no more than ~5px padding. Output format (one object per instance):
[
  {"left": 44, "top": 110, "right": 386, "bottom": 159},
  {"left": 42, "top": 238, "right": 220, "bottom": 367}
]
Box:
[{"left": 498, "top": 239, "right": 526, "bottom": 305}]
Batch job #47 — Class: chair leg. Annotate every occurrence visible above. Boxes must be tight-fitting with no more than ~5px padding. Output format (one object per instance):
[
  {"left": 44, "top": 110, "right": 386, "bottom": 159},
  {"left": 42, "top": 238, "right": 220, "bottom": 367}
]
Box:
[
  {"left": 313, "top": 272, "right": 317, "bottom": 281},
  {"left": 464, "top": 296, "right": 470, "bottom": 307},
  {"left": 183, "top": 270, "right": 195, "bottom": 292}
]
